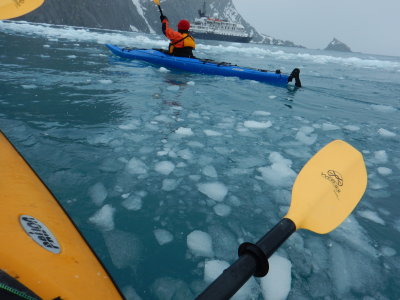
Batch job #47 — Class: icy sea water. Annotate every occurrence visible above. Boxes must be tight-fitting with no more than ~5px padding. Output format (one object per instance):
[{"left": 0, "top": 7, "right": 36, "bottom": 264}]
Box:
[{"left": 1, "top": 21, "right": 400, "bottom": 300}]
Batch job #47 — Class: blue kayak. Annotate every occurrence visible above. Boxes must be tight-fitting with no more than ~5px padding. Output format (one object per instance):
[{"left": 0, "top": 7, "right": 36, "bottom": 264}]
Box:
[{"left": 106, "top": 44, "right": 301, "bottom": 87}]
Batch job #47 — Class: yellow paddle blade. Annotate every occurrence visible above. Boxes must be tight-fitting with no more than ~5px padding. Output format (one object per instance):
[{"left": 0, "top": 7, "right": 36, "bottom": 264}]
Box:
[
  {"left": 153, "top": 0, "right": 160, "bottom": 6},
  {"left": 285, "top": 140, "right": 367, "bottom": 234},
  {"left": 0, "top": 0, "right": 44, "bottom": 20}
]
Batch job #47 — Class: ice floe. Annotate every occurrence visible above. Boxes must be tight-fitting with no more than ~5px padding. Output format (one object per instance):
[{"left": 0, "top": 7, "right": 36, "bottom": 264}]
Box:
[
  {"left": 257, "top": 152, "right": 297, "bottom": 187},
  {"left": 203, "top": 129, "right": 223, "bottom": 136},
  {"left": 88, "top": 182, "right": 108, "bottom": 206},
  {"left": 122, "top": 195, "right": 143, "bottom": 211},
  {"left": 370, "top": 104, "right": 397, "bottom": 113},
  {"left": 243, "top": 120, "right": 272, "bottom": 129},
  {"left": 377, "top": 167, "right": 392, "bottom": 176},
  {"left": 260, "top": 255, "right": 292, "bottom": 300},
  {"left": 175, "top": 127, "right": 194, "bottom": 136},
  {"left": 126, "top": 157, "right": 148, "bottom": 175},
  {"left": 295, "top": 126, "right": 317, "bottom": 145},
  {"left": 378, "top": 128, "right": 396, "bottom": 137},
  {"left": 88, "top": 204, "right": 116, "bottom": 231},
  {"left": 197, "top": 182, "right": 228, "bottom": 202},
  {"left": 154, "top": 161, "right": 175, "bottom": 175},
  {"left": 154, "top": 229, "right": 174, "bottom": 245},
  {"left": 357, "top": 210, "right": 385, "bottom": 225},
  {"left": 202, "top": 165, "right": 218, "bottom": 178},
  {"left": 187, "top": 230, "right": 214, "bottom": 257},
  {"left": 103, "top": 230, "right": 142, "bottom": 269},
  {"left": 213, "top": 203, "right": 232, "bottom": 217}
]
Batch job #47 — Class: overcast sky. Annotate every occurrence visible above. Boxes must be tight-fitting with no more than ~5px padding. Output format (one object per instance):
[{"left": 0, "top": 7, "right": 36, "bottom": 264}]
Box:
[{"left": 232, "top": 0, "right": 400, "bottom": 57}]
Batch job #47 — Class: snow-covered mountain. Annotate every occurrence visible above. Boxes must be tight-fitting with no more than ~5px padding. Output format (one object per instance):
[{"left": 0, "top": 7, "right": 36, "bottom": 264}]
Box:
[{"left": 17, "top": 0, "right": 303, "bottom": 47}]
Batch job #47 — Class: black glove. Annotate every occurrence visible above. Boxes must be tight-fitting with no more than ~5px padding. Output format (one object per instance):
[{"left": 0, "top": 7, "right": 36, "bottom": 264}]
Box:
[{"left": 160, "top": 15, "right": 167, "bottom": 22}]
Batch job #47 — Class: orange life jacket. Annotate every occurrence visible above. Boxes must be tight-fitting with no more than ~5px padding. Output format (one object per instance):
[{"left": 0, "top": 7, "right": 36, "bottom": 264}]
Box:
[{"left": 168, "top": 33, "right": 196, "bottom": 55}]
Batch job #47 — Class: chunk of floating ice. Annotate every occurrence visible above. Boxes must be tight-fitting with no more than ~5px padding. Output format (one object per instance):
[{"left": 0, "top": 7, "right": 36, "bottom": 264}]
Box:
[
  {"left": 296, "top": 126, "right": 317, "bottom": 145},
  {"left": 260, "top": 255, "right": 292, "bottom": 300},
  {"left": 377, "top": 167, "right": 392, "bottom": 175},
  {"left": 330, "top": 215, "right": 377, "bottom": 257},
  {"left": 88, "top": 204, "right": 116, "bottom": 231},
  {"left": 162, "top": 179, "right": 179, "bottom": 191},
  {"left": 187, "top": 81, "right": 195, "bottom": 85},
  {"left": 126, "top": 157, "right": 148, "bottom": 175},
  {"left": 103, "top": 230, "right": 141, "bottom": 269},
  {"left": 322, "top": 123, "right": 340, "bottom": 130},
  {"left": 257, "top": 152, "right": 296, "bottom": 187},
  {"left": 187, "top": 141, "right": 205, "bottom": 148},
  {"left": 122, "top": 195, "right": 142, "bottom": 211},
  {"left": 98, "top": 79, "right": 112, "bottom": 84},
  {"left": 88, "top": 182, "right": 108, "bottom": 206},
  {"left": 177, "top": 149, "right": 193, "bottom": 160},
  {"left": 252, "top": 110, "right": 271, "bottom": 116},
  {"left": 243, "top": 120, "right": 272, "bottom": 129},
  {"left": 202, "top": 165, "right": 218, "bottom": 178},
  {"left": 154, "top": 229, "right": 174, "bottom": 245},
  {"left": 213, "top": 204, "right": 231, "bottom": 217},
  {"left": 187, "top": 230, "right": 214, "bottom": 257},
  {"left": 167, "top": 85, "right": 180, "bottom": 91},
  {"left": 154, "top": 115, "right": 173, "bottom": 123},
  {"left": 343, "top": 125, "right": 360, "bottom": 131},
  {"left": 159, "top": 67, "right": 170, "bottom": 73},
  {"left": 203, "top": 129, "right": 223, "bottom": 136},
  {"left": 189, "top": 175, "right": 201, "bottom": 181},
  {"left": 121, "top": 286, "right": 143, "bottom": 300},
  {"left": 21, "top": 84, "right": 37, "bottom": 89},
  {"left": 378, "top": 128, "right": 396, "bottom": 137},
  {"left": 204, "top": 260, "right": 229, "bottom": 282},
  {"left": 119, "top": 120, "right": 141, "bottom": 130},
  {"left": 329, "top": 241, "right": 383, "bottom": 297},
  {"left": 197, "top": 182, "right": 228, "bottom": 202},
  {"left": 357, "top": 210, "right": 385, "bottom": 225},
  {"left": 381, "top": 246, "right": 396, "bottom": 257},
  {"left": 374, "top": 150, "right": 388, "bottom": 164},
  {"left": 175, "top": 127, "right": 193, "bottom": 136},
  {"left": 371, "top": 104, "right": 397, "bottom": 113},
  {"left": 154, "top": 161, "right": 175, "bottom": 175}
]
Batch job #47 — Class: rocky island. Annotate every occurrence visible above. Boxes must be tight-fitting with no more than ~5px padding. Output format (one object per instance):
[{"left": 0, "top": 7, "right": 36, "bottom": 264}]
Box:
[{"left": 325, "top": 38, "right": 352, "bottom": 52}]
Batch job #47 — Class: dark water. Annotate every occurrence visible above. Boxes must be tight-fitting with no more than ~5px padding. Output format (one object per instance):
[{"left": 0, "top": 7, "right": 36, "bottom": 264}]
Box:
[{"left": 1, "top": 21, "right": 400, "bottom": 300}]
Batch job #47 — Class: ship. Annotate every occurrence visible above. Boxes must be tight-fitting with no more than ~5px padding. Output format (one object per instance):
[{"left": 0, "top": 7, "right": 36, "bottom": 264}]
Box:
[{"left": 190, "top": 1, "right": 252, "bottom": 43}]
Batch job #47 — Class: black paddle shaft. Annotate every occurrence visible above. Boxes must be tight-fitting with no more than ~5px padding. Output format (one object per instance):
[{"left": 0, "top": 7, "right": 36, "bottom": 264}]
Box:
[
  {"left": 157, "top": 5, "right": 164, "bottom": 17},
  {"left": 196, "top": 218, "right": 296, "bottom": 300}
]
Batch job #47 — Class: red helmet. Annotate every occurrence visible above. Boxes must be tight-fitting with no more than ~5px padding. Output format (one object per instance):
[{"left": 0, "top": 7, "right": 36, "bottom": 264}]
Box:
[{"left": 178, "top": 19, "right": 190, "bottom": 31}]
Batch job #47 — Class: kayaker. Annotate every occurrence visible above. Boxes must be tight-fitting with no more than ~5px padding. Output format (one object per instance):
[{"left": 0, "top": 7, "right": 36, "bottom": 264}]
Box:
[{"left": 160, "top": 16, "right": 196, "bottom": 58}]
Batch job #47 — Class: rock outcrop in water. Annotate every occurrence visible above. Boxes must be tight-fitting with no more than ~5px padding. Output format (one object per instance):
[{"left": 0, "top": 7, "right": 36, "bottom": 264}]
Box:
[
  {"left": 16, "top": 0, "right": 304, "bottom": 48},
  {"left": 325, "top": 38, "right": 352, "bottom": 52}
]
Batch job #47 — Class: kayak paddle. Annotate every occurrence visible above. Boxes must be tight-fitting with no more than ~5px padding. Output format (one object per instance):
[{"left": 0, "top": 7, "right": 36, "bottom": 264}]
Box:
[
  {"left": 196, "top": 139, "right": 367, "bottom": 299},
  {"left": 153, "top": 0, "right": 164, "bottom": 17},
  {"left": 0, "top": 0, "right": 45, "bottom": 20}
]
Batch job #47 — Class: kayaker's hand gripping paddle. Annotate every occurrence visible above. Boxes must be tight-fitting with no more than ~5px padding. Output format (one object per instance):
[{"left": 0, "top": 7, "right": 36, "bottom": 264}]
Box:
[
  {"left": 0, "top": 0, "right": 45, "bottom": 20},
  {"left": 196, "top": 140, "right": 368, "bottom": 299}
]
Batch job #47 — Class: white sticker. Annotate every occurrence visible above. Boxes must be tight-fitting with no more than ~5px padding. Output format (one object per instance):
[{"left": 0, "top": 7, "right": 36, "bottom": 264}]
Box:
[{"left": 20, "top": 215, "right": 61, "bottom": 254}]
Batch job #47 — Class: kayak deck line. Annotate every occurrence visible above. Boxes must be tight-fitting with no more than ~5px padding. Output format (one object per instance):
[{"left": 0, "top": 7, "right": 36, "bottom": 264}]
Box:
[{"left": 106, "top": 44, "right": 301, "bottom": 87}]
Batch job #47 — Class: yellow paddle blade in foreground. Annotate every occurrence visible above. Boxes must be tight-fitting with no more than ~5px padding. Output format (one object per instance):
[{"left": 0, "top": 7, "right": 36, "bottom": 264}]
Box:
[
  {"left": 0, "top": 0, "right": 44, "bottom": 20},
  {"left": 153, "top": 0, "right": 160, "bottom": 6},
  {"left": 285, "top": 140, "right": 367, "bottom": 234}
]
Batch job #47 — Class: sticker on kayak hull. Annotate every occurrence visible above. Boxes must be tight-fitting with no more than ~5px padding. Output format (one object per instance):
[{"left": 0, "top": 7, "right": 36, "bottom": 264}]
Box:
[{"left": 20, "top": 215, "right": 61, "bottom": 254}]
